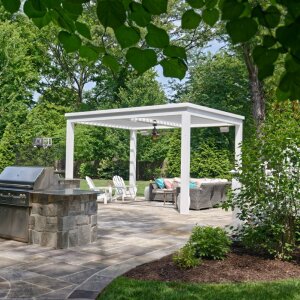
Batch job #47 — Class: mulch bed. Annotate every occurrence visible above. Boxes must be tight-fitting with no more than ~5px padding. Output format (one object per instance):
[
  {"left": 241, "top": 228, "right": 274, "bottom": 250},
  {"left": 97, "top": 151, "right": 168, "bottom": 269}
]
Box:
[{"left": 125, "top": 245, "right": 300, "bottom": 283}]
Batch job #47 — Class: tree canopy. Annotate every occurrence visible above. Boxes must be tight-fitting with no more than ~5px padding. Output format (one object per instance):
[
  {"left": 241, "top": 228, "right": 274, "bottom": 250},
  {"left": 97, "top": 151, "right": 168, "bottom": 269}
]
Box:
[{"left": 2, "top": 0, "right": 299, "bottom": 100}]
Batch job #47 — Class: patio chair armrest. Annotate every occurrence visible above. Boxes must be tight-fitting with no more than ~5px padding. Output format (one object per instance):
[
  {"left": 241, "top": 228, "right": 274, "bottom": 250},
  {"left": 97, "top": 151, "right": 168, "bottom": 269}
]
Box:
[
  {"left": 114, "top": 185, "right": 126, "bottom": 190},
  {"left": 95, "top": 186, "right": 111, "bottom": 190}
]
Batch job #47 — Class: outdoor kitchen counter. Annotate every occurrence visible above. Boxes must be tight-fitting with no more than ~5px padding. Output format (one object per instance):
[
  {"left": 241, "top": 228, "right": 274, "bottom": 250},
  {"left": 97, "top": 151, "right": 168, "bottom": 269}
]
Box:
[{"left": 29, "top": 189, "right": 98, "bottom": 249}]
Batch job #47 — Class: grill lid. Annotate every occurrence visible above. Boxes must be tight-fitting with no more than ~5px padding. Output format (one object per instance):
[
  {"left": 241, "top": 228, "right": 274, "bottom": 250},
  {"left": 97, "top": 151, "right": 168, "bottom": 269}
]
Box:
[{"left": 0, "top": 166, "right": 44, "bottom": 188}]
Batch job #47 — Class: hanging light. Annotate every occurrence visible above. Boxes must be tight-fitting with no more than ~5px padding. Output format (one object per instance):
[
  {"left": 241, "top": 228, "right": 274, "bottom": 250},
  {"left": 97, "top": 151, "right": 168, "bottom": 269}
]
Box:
[{"left": 151, "top": 120, "right": 159, "bottom": 141}]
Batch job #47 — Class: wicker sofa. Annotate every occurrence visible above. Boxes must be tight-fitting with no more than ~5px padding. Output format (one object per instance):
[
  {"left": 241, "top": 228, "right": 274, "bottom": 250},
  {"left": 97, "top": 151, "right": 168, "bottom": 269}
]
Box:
[{"left": 147, "top": 178, "right": 230, "bottom": 210}]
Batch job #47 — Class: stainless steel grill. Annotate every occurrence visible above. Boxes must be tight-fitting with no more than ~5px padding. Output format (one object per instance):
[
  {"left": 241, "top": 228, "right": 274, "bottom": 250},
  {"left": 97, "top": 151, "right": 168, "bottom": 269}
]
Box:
[{"left": 0, "top": 166, "right": 58, "bottom": 242}]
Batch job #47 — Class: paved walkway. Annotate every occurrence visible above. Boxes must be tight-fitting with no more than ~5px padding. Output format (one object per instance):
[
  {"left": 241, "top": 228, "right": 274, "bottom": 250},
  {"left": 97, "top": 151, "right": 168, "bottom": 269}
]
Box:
[{"left": 0, "top": 201, "right": 232, "bottom": 299}]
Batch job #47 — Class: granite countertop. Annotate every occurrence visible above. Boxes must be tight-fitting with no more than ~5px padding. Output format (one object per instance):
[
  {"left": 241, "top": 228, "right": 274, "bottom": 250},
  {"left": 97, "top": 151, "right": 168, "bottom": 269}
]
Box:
[{"left": 30, "top": 188, "right": 98, "bottom": 196}]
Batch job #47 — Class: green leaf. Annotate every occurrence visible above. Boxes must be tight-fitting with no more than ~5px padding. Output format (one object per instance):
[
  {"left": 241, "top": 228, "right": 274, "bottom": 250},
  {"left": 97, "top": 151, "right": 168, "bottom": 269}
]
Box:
[
  {"left": 205, "top": 0, "right": 218, "bottom": 9},
  {"left": 122, "top": 0, "right": 132, "bottom": 9},
  {"left": 182, "top": 10, "right": 201, "bottom": 29},
  {"left": 163, "top": 45, "right": 187, "bottom": 60},
  {"left": 251, "top": 5, "right": 263, "bottom": 18},
  {"left": 264, "top": 5, "right": 281, "bottom": 28},
  {"left": 126, "top": 47, "right": 157, "bottom": 73},
  {"left": 103, "top": 54, "right": 120, "bottom": 73},
  {"left": 284, "top": 0, "right": 300, "bottom": 18},
  {"left": 114, "top": 25, "right": 140, "bottom": 48},
  {"left": 55, "top": 10, "right": 76, "bottom": 32},
  {"left": 32, "top": 12, "right": 52, "bottom": 28},
  {"left": 276, "top": 23, "right": 300, "bottom": 50},
  {"left": 221, "top": 0, "right": 244, "bottom": 20},
  {"left": 75, "top": 21, "right": 92, "bottom": 39},
  {"left": 278, "top": 71, "right": 300, "bottom": 100},
  {"left": 202, "top": 8, "right": 219, "bottom": 26},
  {"left": 145, "top": 24, "right": 169, "bottom": 48},
  {"left": 252, "top": 5, "right": 280, "bottom": 28},
  {"left": 64, "top": 0, "right": 89, "bottom": 3},
  {"left": 160, "top": 58, "right": 188, "bottom": 80},
  {"left": 23, "top": 0, "right": 47, "bottom": 18},
  {"left": 285, "top": 55, "right": 300, "bottom": 73},
  {"left": 62, "top": 0, "right": 83, "bottom": 19},
  {"left": 97, "top": 0, "right": 126, "bottom": 29},
  {"left": 142, "top": 0, "right": 168, "bottom": 15},
  {"left": 79, "top": 45, "right": 99, "bottom": 61},
  {"left": 226, "top": 18, "right": 258, "bottom": 44},
  {"left": 1, "top": 0, "right": 20, "bottom": 13},
  {"left": 58, "top": 31, "right": 82, "bottom": 53},
  {"left": 258, "top": 64, "right": 275, "bottom": 80},
  {"left": 130, "top": 2, "right": 151, "bottom": 27},
  {"left": 44, "top": 0, "right": 62, "bottom": 9},
  {"left": 186, "top": 0, "right": 205, "bottom": 9},
  {"left": 253, "top": 46, "right": 279, "bottom": 67},
  {"left": 263, "top": 35, "right": 277, "bottom": 47}
]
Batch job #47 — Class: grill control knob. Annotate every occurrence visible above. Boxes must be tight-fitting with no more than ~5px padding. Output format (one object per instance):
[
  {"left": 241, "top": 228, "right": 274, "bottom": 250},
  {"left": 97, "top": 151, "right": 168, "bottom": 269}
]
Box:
[{"left": 19, "top": 194, "right": 26, "bottom": 199}]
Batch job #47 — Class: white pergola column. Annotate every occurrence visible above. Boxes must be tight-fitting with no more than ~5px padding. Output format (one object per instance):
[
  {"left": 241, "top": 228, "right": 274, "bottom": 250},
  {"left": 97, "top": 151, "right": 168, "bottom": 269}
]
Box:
[
  {"left": 65, "top": 120, "right": 75, "bottom": 179},
  {"left": 180, "top": 112, "right": 191, "bottom": 214},
  {"left": 232, "top": 123, "right": 243, "bottom": 226},
  {"left": 129, "top": 130, "right": 137, "bottom": 187}
]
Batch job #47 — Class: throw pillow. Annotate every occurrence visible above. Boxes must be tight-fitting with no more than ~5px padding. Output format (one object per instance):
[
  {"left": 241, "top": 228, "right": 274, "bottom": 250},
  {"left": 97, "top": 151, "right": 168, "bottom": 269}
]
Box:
[
  {"left": 189, "top": 181, "right": 197, "bottom": 189},
  {"left": 155, "top": 178, "right": 165, "bottom": 189},
  {"left": 164, "top": 179, "right": 173, "bottom": 189}
]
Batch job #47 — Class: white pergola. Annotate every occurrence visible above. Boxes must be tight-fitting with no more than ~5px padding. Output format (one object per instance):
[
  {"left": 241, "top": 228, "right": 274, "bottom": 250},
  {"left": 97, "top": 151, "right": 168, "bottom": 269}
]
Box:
[{"left": 65, "top": 102, "right": 244, "bottom": 214}]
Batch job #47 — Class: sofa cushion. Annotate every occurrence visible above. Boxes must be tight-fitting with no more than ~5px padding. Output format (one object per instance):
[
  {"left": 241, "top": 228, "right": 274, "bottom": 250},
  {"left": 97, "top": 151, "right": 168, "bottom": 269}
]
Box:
[
  {"left": 155, "top": 178, "right": 165, "bottom": 189},
  {"left": 164, "top": 179, "right": 173, "bottom": 189}
]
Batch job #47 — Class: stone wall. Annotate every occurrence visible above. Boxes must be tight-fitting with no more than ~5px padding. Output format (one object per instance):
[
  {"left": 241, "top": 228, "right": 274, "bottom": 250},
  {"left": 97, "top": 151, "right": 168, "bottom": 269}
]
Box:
[{"left": 29, "top": 191, "right": 97, "bottom": 249}]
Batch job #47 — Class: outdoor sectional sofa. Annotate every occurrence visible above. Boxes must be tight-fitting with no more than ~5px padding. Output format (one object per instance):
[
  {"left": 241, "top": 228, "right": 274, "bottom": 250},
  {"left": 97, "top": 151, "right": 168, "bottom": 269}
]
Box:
[{"left": 146, "top": 178, "right": 231, "bottom": 210}]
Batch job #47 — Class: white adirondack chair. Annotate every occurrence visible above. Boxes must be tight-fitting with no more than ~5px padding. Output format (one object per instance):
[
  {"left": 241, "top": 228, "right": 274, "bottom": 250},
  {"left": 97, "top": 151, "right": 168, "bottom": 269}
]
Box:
[
  {"left": 112, "top": 175, "right": 137, "bottom": 201},
  {"left": 85, "top": 176, "right": 112, "bottom": 204}
]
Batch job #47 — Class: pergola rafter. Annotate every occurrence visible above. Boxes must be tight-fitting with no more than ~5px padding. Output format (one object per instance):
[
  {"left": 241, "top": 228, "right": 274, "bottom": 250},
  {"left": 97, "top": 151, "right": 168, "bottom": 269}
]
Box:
[{"left": 65, "top": 102, "right": 244, "bottom": 214}]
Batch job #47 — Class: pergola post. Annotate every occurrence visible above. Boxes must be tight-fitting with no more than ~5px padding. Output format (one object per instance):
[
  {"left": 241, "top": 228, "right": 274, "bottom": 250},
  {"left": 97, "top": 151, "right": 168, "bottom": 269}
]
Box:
[
  {"left": 232, "top": 123, "right": 243, "bottom": 226},
  {"left": 65, "top": 120, "right": 75, "bottom": 179},
  {"left": 180, "top": 112, "right": 191, "bottom": 214},
  {"left": 129, "top": 130, "right": 137, "bottom": 188}
]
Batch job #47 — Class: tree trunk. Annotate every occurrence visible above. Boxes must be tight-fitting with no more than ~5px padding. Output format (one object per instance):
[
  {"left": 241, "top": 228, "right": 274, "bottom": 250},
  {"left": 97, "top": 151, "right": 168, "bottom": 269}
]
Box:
[{"left": 242, "top": 43, "right": 266, "bottom": 131}]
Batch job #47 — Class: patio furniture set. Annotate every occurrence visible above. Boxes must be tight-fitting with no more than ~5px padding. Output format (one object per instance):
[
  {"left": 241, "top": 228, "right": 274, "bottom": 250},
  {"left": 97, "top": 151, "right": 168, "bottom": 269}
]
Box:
[
  {"left": 86, "top": 175, "right": 136, "bottom": 204},
  {"left": 146, "top": 177, "right": 230, "bottom": 210},
  {"left": 86, "top": 175, "right": 230, "bottom": 210}
]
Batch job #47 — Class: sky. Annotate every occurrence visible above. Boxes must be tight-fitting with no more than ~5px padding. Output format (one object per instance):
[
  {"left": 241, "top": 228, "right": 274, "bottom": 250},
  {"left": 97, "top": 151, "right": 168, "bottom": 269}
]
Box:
[{"left": 156, "top": 39, "right": 225, "bottom": 98}]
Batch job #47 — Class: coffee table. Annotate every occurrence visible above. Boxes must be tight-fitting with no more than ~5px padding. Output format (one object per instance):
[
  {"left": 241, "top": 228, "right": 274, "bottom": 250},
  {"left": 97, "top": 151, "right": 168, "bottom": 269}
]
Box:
[{"left": 155, "top": 189, "right": 177, "bottom": 206}]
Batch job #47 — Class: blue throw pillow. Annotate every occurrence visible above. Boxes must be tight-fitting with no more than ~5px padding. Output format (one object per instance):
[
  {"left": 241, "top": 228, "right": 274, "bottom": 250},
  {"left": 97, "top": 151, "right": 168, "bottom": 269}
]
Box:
[
  {"left": 189, "top": 181, "right": 197, "bottom": 189},
  {"left": 155, "top": 178, "right": 165, "bottom": 189}
]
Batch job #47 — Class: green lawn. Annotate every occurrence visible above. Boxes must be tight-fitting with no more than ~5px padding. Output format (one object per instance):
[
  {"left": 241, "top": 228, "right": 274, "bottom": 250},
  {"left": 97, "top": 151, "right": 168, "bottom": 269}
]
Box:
[
  {"left": 80, "top": 179, "right": 149, "bottom": 197},
  {"left": 98, "top": 277, "right": 300, "bottom": 300}
]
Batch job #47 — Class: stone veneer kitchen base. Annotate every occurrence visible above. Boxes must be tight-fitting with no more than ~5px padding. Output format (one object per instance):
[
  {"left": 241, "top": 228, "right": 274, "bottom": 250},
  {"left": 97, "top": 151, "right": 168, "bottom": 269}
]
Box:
[{"left": 28, "top": 190, "right": 97, "bottom": 249}]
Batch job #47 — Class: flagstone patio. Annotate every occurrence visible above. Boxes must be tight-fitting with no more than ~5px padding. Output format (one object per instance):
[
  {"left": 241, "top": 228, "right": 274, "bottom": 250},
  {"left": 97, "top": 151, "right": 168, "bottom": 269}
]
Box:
[{"left": 0, "top": 201, "right": 232, "bottom": 299}]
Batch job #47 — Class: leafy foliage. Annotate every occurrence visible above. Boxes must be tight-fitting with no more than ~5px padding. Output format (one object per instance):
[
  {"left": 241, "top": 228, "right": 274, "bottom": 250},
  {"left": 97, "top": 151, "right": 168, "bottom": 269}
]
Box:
[
  {"left": 173, "top": 243, "right": 201, "bottom": 269},
  {"left": 166, "top": 131, "right": 233, "bottom": 179},
  {"left": 3, "top": 0, "right": 299, "bottom": 98},
  {"left": 189, "top": 226, "right": 232, "bottom": 260},
  {"left": 173, "top": 225, "right": 231, "bottom": 269},
  {"left": 0, "top": 18, "right": 40, "bottom": 136},
  {"left": 190, "top": 143, "right": 232, "bottom": 179},
  {"left": 226, "top": 101, "right": 300, "bottom": 260}
]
